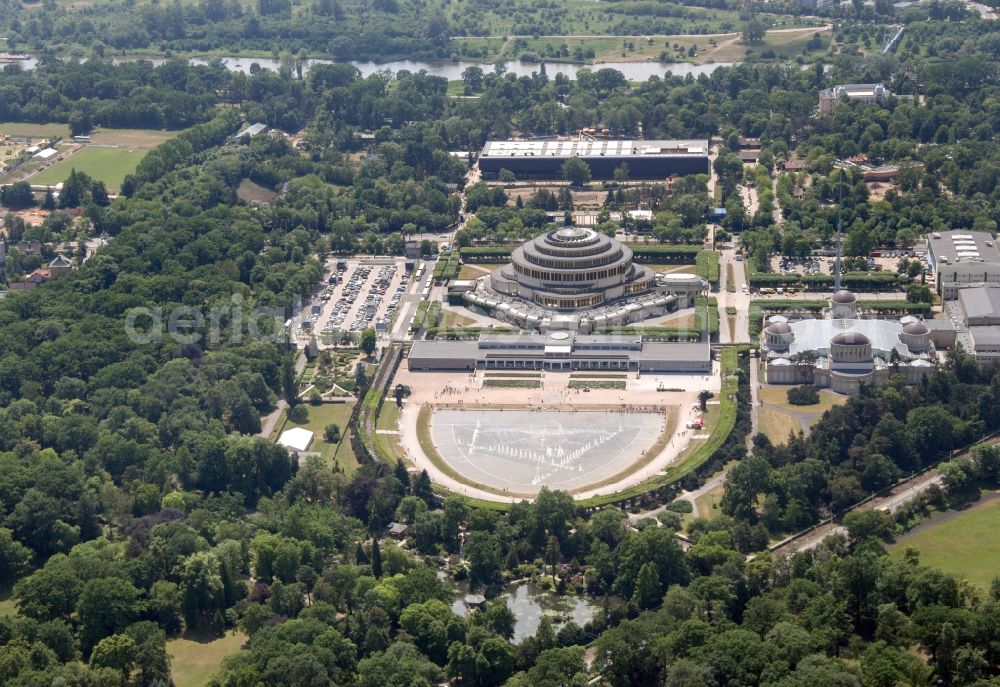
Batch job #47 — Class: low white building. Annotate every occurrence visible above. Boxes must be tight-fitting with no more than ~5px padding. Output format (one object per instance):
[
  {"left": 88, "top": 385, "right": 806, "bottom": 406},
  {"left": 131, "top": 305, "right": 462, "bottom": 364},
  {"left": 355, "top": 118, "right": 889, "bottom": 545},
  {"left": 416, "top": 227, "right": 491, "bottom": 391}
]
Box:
[{"left": 278, "top": 427, "right": 314, "bottom": 452}]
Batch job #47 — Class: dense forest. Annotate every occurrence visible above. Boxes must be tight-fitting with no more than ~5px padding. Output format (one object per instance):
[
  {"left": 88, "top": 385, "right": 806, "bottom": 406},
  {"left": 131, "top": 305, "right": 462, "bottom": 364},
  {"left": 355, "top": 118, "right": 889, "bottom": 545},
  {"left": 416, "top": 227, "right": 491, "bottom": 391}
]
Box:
[{"left": 2, "top": 5, "right": 1000, "bottom": 686}]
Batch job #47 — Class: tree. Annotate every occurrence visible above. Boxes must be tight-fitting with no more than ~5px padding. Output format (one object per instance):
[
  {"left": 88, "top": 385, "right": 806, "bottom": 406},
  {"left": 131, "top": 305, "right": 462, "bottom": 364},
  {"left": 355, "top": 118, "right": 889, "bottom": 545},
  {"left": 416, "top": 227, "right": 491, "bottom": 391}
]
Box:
[
  {"left": 465, "top": 531, "right": 502, "bottom": 587},
  {"left": 461, "top": 65, "right": 485, "bottom": 92},
  {"left": 742, "top": 18, "right": 766, "bottom": 44},
  {"left": 89, "top": 633, "right": 137, "bottom": 676},
  {"left": 78, "top": 577, "right": 140, "bottom": 653},
  {"left": 361, "top": 327, "right": 377, "bottom": 357},
  {"left": 561, "top": 157, "right": 591, "bottom": 187},
  {"left": 633, "top": 562, "right": 662, "bottom": 610},
  {"left": 281, "top": 355, "right": 298, "bottom": 407},
  {"left": 324, "top": 423, "right": 341, "bottom": 443},
  {"left": 179, "top": 552, "right": 224, "bottom": 629},
  {"left": 0, "top": 527, "right": 31, "bottom": 586},
  {"left": 371, "top": 537, "right": 383, "bottom": 579},
  {"left": 0, "top": 181, "right": 35, "bottom": 209}
]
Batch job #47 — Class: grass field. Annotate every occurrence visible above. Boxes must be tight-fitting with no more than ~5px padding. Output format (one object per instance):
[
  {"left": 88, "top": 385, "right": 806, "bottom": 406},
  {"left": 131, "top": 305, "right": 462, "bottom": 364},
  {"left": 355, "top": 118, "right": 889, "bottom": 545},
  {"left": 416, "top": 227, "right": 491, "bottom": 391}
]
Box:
[
  {"left": 758, "top": 386, "right": 847, "bottom": 445},
  {"left": 167, "top": 630, "right": 246, "bottom": 687},
  {"left": 758, "top": 386, "right": 847, "bottom": 413},
  {"left": 760, "top": 407, "right": 801, "bottom": 444},
  {"left": 458, "top": 263, "right": 492, "bottom": 279},
  {"left": 30, "top": 147, "right": 148, "bottom": 192},
  {"left": 274, "top": 402, "right": 358, "bottom": 473},
  {"left": 0, "top": 121, "right": 70, "bottom": 138},
  {"left": 89, "top": 128, "right": 179, "bottom": 148},
  {"left": 695, "top": 483, "right": 725, "bottom": 519},
  {"left": 888, "top": 497, "right": 1000, "bottom": 589},
  {"left": 0, "top": 596, "right": 16, "bottom": 617}
]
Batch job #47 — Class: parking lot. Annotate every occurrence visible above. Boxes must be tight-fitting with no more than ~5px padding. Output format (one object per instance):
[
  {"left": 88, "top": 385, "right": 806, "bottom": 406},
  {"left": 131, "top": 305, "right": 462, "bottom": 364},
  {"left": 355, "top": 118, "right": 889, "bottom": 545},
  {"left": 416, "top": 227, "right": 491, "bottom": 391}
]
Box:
[
  {"left": 297, "top": 257, "right": 412, "bottom": 347},
  {"left": 770, "top": 251, "right": 928, "bottom": 279}
]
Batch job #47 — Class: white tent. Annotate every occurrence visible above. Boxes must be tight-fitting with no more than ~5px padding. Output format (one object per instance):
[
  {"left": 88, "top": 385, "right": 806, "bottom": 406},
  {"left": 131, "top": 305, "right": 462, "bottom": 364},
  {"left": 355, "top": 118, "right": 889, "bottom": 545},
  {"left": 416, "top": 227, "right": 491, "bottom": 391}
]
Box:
[{"left": 278, "top": 427, "right": 314, "bottom": 452}]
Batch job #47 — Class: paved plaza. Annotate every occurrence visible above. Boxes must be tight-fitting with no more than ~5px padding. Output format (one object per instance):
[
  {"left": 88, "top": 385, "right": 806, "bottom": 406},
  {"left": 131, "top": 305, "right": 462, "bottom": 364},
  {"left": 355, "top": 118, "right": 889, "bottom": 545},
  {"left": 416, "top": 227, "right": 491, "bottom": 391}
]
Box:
[{"left": 430, "top": 409, "right": 665, "bottom": 494}]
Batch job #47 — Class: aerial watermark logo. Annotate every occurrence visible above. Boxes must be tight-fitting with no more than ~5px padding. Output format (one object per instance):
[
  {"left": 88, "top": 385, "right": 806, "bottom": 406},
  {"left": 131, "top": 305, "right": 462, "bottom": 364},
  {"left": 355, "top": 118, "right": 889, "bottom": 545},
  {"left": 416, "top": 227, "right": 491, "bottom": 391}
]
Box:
[{"left": 124, "top": 294, "right": 292, "bottom": 345}]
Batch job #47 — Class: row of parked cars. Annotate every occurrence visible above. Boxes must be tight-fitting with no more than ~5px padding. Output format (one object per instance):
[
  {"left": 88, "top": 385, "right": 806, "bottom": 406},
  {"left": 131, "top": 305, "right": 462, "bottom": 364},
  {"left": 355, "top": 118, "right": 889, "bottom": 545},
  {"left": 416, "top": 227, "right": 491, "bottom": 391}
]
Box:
[{"left": 323, "top": 263, "right": 407, "bottom": 335}]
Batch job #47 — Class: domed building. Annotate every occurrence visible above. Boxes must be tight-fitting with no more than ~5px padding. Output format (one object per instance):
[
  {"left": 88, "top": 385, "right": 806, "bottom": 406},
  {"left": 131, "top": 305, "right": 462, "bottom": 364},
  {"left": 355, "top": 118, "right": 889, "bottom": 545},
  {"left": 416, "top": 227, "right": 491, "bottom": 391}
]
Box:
[
  {"left": 491, "top": 227, "right": 656, "bottom": 309},
  {"left": 462, "top": 227, "right": 708, "bottom": 332},
  {"left": 762, "top": 290, "right": 936, "bottom": 395}
]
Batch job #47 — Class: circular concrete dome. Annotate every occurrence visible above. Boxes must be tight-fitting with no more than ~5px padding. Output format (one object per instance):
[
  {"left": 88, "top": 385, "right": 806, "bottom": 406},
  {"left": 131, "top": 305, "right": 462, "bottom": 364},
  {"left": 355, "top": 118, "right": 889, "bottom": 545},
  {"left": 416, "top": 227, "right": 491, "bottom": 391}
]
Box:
[
  {"left": 902, "top": 321, "right": 929, "bottom": 335},
  {"left": 765, "top": 322, "right": 792, "bottom": 335},
  {"left": 831, "top": 330, "right": 870, "bottom": 345},
  {"left": 832, "top": 289, "right": 857, "bottom": 303}
]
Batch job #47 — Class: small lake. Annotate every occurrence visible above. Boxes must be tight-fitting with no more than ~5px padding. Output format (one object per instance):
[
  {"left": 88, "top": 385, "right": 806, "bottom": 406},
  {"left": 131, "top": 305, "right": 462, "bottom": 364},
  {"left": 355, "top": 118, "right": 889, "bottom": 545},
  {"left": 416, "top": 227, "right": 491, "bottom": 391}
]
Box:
[
  {"left": 451, "top": 581, "right": 599, "bottom": 642},
  {"left": 5, "top": 53, "right": 735, "bottom": 81}
]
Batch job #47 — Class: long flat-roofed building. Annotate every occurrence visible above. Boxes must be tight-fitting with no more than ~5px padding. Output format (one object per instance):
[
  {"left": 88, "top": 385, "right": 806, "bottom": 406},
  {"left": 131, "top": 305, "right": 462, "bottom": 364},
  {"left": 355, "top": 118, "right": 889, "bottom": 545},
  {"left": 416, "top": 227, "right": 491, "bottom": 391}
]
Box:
[
  {"left": 478, "top": 139, "right": 710, "bottom": 180},
  {"left": 926, "top": 231, "right": 1000, "bottom": 299},
  {"left": 408, "top": 331, "right": 711, "bottom": 374}
]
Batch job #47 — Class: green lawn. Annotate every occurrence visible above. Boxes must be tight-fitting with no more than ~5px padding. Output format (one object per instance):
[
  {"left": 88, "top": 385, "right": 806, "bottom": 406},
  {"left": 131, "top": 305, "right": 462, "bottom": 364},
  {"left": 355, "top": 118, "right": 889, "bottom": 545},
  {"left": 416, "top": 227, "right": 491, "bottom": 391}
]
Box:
[
  {"left": 0, "top": 121, "right": 70, "bottom": 138},
  {"left": 278, "top": 402, "right": 357, "bottom": 473},
  {"left": 695, "top": 484, "right": 725, "bottom": 519},
  {"left": 888, "top": 497, "right": 1000, "bottom": 589},
  {"left": 31, "top": 146, "right": 148, "bottom": 192},
  {"left": 0, "top": 596, "right": 17, "bottom": 617},
  {"left": 759, "top": 407, "right": 801, "bottom": 445},
  {"left": 758, "top": 386, "right": 848, "bottom": 413},
  {"left": 167, "top": 630, "right": 246, "bottom": 687}
]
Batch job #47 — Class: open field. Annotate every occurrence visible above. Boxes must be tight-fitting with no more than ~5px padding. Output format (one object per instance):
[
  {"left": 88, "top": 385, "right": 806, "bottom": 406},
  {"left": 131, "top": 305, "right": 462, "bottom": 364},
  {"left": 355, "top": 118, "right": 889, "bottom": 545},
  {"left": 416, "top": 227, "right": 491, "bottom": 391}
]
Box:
[
  {"left": 760, "top": 407, "right": 801, "bottom": 444},
  {"left": 695, "top": 483, "right": 725, "bottom": 519},
  {"left": 888, "top": 495, "right": 1000, "bottom": 589},
  {"left": 452, "top": 25, "right": 829, "bottom": 65},
  {"left": 758, "top": 386, "right": 848, "bottom": 413},
  {"left": 274, "top": 402, "right": 357, "bottom": 472},
  {"left": 0, "top": 121, "right": 69, "bottom": 138},
  {"left": 0, "top": 596, "right": 16, "bottom": 617},
  {"left": 458, "top": 263, "right": 492, "bottom": 279},
  {"left": 236, "top": 179, "right": 278, "bottom": 204},
  {"left": 30, "top": 146, "right": 147, "bottom": 191},
  {"left": 758, "top": 386, "right": 847, "bottom": 444},
  {"left": 88, "top": 128, "right": 179, "bottom": 148},
  {"left": 167, "top": 630, "right": 247, "bottom": 687},
  {"left": 663, "top": 26, "right": 830, "bottom": 63}
]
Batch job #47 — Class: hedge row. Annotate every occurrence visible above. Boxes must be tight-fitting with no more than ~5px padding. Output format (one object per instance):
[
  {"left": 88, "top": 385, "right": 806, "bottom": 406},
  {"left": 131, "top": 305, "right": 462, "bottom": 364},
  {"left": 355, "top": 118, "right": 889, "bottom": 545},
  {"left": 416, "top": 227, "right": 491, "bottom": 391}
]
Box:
[
  {"left": 459, "top": 246, "right": 513, "bottom": 261},
  {"left": 628, "top": 243, "right": 702, "bottom": 263},
  {"left": 696, "top": 250, "right": 720, "bottom": 285}
]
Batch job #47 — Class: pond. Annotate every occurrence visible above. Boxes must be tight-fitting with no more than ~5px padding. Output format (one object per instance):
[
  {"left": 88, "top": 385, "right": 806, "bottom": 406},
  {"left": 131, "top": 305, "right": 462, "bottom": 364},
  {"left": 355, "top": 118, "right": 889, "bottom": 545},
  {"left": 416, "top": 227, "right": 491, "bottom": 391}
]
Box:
[
  {"left": 5, "top": 53, "right": 736, "bottom": 81},
  {"left": 451, "top": 581, "right": 600, "bottom": 642}
]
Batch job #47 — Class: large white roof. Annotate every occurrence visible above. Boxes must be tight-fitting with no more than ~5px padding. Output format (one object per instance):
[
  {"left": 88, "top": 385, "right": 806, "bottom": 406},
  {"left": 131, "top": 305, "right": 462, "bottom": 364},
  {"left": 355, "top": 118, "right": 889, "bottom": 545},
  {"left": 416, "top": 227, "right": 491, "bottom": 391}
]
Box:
[
  {"left": 278, "top": 427, "right": 314, "bottom": 452},
  {"left": 786, "top": 318, "right": 907, "bottom": 357}
]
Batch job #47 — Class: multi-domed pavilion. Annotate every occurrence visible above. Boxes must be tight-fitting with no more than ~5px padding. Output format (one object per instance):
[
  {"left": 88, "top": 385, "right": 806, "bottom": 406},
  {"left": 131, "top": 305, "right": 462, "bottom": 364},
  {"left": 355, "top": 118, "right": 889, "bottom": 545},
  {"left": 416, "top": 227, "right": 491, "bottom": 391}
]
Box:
[{"left": 762, "top": 289, "right": 936, "bottom": 395}]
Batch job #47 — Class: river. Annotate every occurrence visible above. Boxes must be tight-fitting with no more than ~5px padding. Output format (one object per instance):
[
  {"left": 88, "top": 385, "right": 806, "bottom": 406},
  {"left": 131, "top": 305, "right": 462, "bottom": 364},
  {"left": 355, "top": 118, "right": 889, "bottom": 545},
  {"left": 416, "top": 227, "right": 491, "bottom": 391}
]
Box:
[{"left": 3, "top": 53, "right": 735, "bottom": 81}]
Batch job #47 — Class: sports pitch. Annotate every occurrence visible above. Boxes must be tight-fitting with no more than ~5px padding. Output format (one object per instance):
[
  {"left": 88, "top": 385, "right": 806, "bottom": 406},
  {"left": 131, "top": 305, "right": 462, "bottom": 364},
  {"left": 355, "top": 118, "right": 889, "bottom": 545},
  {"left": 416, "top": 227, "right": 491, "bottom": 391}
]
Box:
[{"left": 430, "top": 408, "right": 665, "bottom": 493}]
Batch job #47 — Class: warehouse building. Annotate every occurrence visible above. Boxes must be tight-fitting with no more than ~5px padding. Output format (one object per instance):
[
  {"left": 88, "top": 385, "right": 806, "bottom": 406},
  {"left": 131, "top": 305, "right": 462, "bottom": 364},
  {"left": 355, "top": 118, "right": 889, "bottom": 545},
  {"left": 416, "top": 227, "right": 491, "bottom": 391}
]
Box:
[
  {"left": 478, "top": 139, "right": 710, "bottom": 180},
  {"left": 408, "top": 331, "right": 711, "bottom": 373},
  {"left": 926, "top": 231, "right": 1000, "bottom": 299}
]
